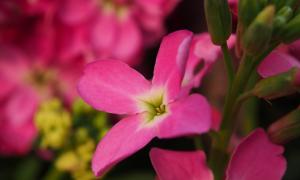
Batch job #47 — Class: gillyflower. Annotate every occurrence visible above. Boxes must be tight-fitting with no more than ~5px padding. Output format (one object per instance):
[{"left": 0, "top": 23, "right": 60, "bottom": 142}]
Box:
[
  {"left": 78, "top": 30, "right": 212, "bottom": 176},
  {"left": 150, "top": 129, "right": 286, "bottom": 180},
  {"left": 0, "top": 45, "right": 84, "bottom": 155},
  {"left": 57, "top": 0, "right": 180, "bottom": 65},
  {"left": 182, "top": 33, "right": 236, "bottom": 92},
  {"left": 258, "top": 40, "right": 300, "bottom": 78}
]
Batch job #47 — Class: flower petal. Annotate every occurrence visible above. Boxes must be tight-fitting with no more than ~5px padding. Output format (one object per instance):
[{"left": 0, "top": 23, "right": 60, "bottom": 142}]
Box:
[
  {"left": 90, "top": 13, "right": 117, "bottom": 57},
  {"left": 0, "top": 121, "right": 37, "bottom": 156},
  {"left": 158, "top": 94, "right": 211, "bottom": 138},
  {"left": 289, "top": 39, "right": 300, "bottom": 60},
  {"left": 112, "top": 17, "right": 142, "bottom": 66},
  {"left": 182, "top": 33, "right": 236, "bottom": 91},
  {"left": 78, "top": 60, "right": 151, "bottom": 114},
  {"left": 58, "top": 0, "right": 96, "bottom": 24},
  {"left": 92, "top": 114, "right": 155, "bottom": 176},
  {"left": 257, "top": 50, "right": 300, "bottom": 78},
  {"left": 226, "top": 128, "right": 286, "bottom": 180},
  {"left": 152, "top": 30, "right": 193, "bottom": 102},
  {"left": 150, "top": 148, "right": 213, "bottom": 180},
  {"left": 4, "top": 87, "right": 39, "bottom": 127}
]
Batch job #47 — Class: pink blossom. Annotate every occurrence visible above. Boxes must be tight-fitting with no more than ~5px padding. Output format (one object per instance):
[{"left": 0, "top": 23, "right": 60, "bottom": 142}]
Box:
[
  {"left": 57, "top": 0, "right": 179, "bottom": 65},
  {"left": 150, "top": 129, "right": 286, "bottom": 180},
  {"left": 150, "top": 148, "right": 213, "bottom": 180},
  {"left": 182, "top": 33, "right": 236, "bottom": 91},
  {"left": 0, "top": 45, "right": 84, "bottom": 155},
  {"left": 78, "top": 30, "right": 212, "bottom": 176},
  {"left": 258, "top": 41, "right": 300, "bottom": 78}
]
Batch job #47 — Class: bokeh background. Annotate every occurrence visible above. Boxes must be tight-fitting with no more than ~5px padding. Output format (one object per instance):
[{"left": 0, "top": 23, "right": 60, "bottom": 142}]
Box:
[{"left": 0, "top": 0, "right": 299, "bottom": 179}]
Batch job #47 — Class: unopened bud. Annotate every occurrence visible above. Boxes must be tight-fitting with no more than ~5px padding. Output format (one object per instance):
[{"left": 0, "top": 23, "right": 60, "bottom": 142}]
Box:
[
  {"left": 274, "top": 6, "right": 293, "bottom": 29},
  {"left": 281, "top": 13, "right": 300, "bottom": 43},
  {"left": 252, "top": 68, "right": 300, "bottom": 99},
  {"left": 268, "top": 107, "right": 300, "bottom": 144},
  {"left": 238, "top": 0, "right": 267, "bottom": 27},
  {"left": 204, "top": 0, "right": 232, "bottom": 45},
  {"left": 243, "top": 5, "right": 275, "bottom": 55}
]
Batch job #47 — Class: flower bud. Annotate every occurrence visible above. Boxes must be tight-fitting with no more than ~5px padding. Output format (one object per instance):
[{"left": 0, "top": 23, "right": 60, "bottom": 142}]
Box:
[
  {"left": 274, "top": 6, "right": 293, "bottom": 30},
  {"left": 243, "top": 5, "right": 275, "bottom": 55},
  {"left": 252, "top": 68, "right": 300, "bottom": 99},
  {"left": 238, "top": 0, "right": 267, "bottom": 27},
  {"left": 281, "top": 13, "right": 300, "bottom": 43},
  {"left": 204, "top": 0, "right": 232, "bottom": 45},
  {"left": 268, "top": 107, "right": 300, "bottom": 144}
]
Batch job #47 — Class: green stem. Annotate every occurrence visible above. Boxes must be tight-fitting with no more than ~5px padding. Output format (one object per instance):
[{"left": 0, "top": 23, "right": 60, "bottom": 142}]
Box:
[
  {"left": 209, "top": 54, "right": 254, "bottom": 180},
  {"left": 221, "top": 43, "right": 235, "bottom": 85},
  {"left": 208, "top": 42, "right": 280, "bottom": 179}
]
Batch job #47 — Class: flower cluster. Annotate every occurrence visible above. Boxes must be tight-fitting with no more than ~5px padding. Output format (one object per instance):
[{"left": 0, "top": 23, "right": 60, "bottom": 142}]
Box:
[{"left": 1, "top": 0, "right": 300, "bottom": 179}]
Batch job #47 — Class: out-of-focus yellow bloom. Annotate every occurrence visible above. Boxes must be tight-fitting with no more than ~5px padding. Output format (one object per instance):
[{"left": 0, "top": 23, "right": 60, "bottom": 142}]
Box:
[
  {"left": 55, "top": 136, "right": 96, "bottom": 180},
  {"left": 35, "top": 99, "right": 71, "bottom": 149},
  {"left": 55, "top": 151, "right": 79, "bottom": 171}
]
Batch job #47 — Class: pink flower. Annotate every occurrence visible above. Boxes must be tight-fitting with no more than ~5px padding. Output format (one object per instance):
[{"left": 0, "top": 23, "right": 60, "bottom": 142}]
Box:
[
  {"left": 57, "top": 0, "right": 179, "bottom": 65},
  {"left": 150, "top": 129, "right": 286, "bottom": 180},
  {"left": 258, "top": 41, "right": 300, "bottom": 78},
  {"left": 150, "top": 148, "right": 213, "bottom": 180},
  {"left": 182, "top": 33, "right": 236, "bottom": 92},
  {"left": 0, "top": 45, "right": 83, "bottom": 155},
  {"left": 78, "top": 30, "right": 212, "bottom": 176}
]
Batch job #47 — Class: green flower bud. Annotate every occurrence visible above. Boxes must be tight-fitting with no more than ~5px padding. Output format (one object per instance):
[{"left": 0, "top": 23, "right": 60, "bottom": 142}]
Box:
[
  {"left": 252, "top": 68, "right": 300, "bottom": 99},
  {"left": 274, "top": 6, "right": 293, "bottom": 29},
  {"left": 238, "top": 0, "right": 267, "bottom": 27},
  {"left": 204, "top": 0, "right": 232, "bottom": 45},
  {"left": 243, "top": 5, "right": 275, "bottom": 55},
  {"left": 281, "top": 13, "right": 300, "bottom": 43},
  {"left": 268, "top": 106, "right": 300, "bottom": 144}
]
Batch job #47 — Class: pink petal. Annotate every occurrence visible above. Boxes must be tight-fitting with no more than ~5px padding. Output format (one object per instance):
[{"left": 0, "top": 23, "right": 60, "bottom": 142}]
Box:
[
  {"left": 56, "top": 23, "right": 89, "bottom": 60},
  {"left": 136, "top": 0, "right": 179, "bottom": 16},
  {"left": 92, "top": 114, "right": 155, "bottom": 176},
  {"left": 112, "top": 17, "right": 142, "bottom": 66},
  {"left": 0, "top": 45, "right": 30, "bottom": 84},
  {"left": 77, "top": 60, "right": 151, "bottom": 114},
  {"left": 0, "top": 75, "right": 15, "bottom": 100},
  {"left": 0, "top": 121, "right": 37, "bottom": 156},
  {"left": 183, "top": 33, "right": 236, "bottom": 90},
  {"left": 226, "top": 128, "right": 286, "bottom": 180},
  {"left": 289, "top": 39, "right": 300, "bottom": 60},
  {"left": 57, "top": 57, "right": 85, "bottom": 104},
  {"left": 58, "top": 0, "right": 96, "bottom": 24},
  {"left": 257, "top": 50, "right": 300, "bottom": 78},
  {"left": 90, "top": 13, "right": 117, "bottom": 57},
  {"left": 152, "top": 30, "right": 193, "bottom": 102},
  {"left": 211, "top": 106, "right": 221, "bottom": 131},
  {"left": 158, "top": 94, "right": 211, "bottom": 138},
  {"left": 150, "top": 148, "right": 213, "bottom": 180},
  {"left": 4, "top": 87, "right": 39, "bottom": 127}
]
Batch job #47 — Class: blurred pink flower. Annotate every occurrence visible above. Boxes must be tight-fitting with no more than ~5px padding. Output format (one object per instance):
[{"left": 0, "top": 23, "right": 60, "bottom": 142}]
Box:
[
  {"left": 258, "top": 40, "right": 300, "bottom": 78},
  {"left": 0, "top": 45, "right": 84, "bottom": 156},
  {"left": 57, "top": 0, "right": 179, "bottom": 65},
  {"left": 78, "top": 30, "right": 212, "bottom": 176},
  {"left": 150, "top": 129, "right": 286, "bottom": 180}
]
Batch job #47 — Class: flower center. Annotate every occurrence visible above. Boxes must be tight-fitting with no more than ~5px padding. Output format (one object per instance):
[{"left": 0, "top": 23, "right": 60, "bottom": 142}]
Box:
[
  {"left": 138, "top": 89, "right": 168, "bottom": 123},
  {"left": 25, "top": 67, "right": 56, "bottom": 92},
  {"left": 99, "top": 0, "right": 131, "bottom": 19}
]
